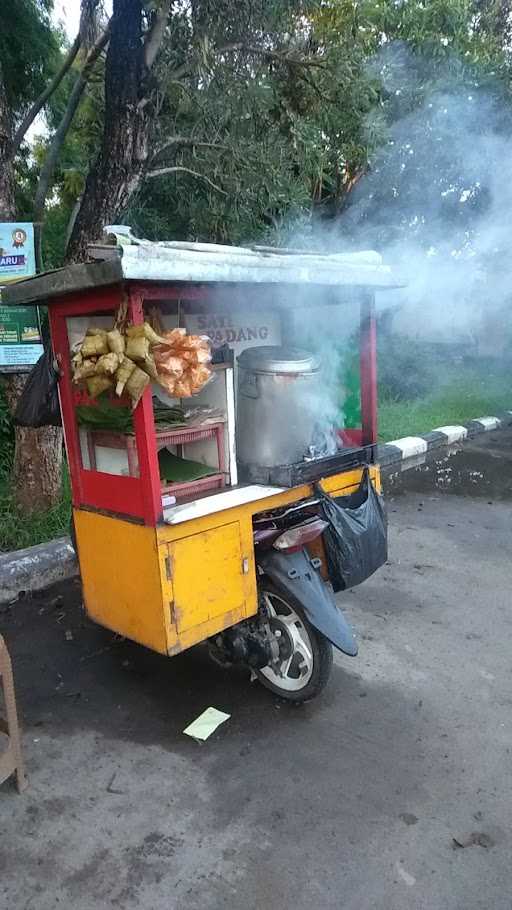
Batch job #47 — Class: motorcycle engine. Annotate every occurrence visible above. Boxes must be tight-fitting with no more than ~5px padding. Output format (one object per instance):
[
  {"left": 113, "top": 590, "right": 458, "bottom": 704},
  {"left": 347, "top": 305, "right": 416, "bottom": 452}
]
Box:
[{"left": 209, "top": 621, "right": 281, "bottom": 670}]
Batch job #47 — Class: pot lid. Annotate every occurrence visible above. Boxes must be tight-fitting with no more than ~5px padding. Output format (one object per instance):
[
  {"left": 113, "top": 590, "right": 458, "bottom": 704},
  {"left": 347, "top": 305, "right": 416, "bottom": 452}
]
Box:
[{"left": 237, "top": 346, "right": 320, "bottom": 374}]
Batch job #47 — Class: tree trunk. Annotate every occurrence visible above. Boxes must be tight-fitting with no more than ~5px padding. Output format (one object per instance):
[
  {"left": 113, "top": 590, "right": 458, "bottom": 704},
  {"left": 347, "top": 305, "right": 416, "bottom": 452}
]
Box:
[
  {"left": 0, "top": 140, "right": 15, "bottom": 219},
  {"left": 67, "top": 0, "right": 151, "bottom": 262},
  {"left": 0, "top": 61, "right": 15, "bottom": 221},
  {"left": 1, "top": 0, "right": 166, "bottom": 516},
  {"left": 1, "top": 61, "right": 63, "bottom": 514},
  {"left": 3, "top": 376, "right": 63, "bottom": 513}
]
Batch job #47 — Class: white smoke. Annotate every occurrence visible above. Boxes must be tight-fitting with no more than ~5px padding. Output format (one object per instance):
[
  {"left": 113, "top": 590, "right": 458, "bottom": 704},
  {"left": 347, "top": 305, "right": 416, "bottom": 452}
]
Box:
[{"left": 339, "top": 44, "right": 512, "bottom": 355}]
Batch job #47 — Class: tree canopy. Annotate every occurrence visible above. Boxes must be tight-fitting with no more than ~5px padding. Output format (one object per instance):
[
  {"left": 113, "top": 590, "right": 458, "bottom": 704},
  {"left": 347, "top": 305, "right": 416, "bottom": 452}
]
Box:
[
  {"left": 0, "top": 0, "right": 59, "bottom": 116},
  {"left": 5, "top": 0, "right": 512, "bottom": 260},
  {"left": 2, "top": 0, "right": 512, "bottom": 511}
]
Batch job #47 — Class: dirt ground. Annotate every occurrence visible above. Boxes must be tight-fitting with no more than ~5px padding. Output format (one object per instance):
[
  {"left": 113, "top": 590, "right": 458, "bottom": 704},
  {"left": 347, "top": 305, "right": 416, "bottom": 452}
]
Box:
[{"left": 1, "top": 430, "right": 512, "bottom": 910}]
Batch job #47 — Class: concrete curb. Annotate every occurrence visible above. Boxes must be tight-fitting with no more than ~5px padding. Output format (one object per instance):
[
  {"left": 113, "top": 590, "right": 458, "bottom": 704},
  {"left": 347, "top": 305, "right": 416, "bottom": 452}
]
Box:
[
  {"left": 1, "top": 411, "right": 510, "bottom": 605},
  {"left": 377, "top": 410, "right": 512, "bottom": 470},
  {"left": 0, "top": 537, "right": 77, "bottom": 608}
]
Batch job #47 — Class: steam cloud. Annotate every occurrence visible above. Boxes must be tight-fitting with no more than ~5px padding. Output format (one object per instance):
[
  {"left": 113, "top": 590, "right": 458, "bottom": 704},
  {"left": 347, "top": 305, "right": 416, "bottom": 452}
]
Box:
[
  {"left": 341, "top": 43, "right": 512, "bottom": 353},
  {"left": 271, "top": 42, "right": 512, "bottom": 450}
]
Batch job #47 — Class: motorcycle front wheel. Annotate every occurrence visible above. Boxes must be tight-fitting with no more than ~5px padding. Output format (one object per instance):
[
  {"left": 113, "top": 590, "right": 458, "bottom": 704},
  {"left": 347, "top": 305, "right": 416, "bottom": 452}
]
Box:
[{"left": 256, "top": 581, "right": 333, "bottom": 703}]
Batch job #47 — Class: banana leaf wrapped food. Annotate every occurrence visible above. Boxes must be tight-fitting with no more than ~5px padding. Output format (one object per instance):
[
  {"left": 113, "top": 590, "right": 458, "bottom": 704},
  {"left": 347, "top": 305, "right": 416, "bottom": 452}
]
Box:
[
  {"left": 86, "top": 375, "right": 113, "bottom": 398},
  {"left": 72, "top": 314, "right": 213, "bottom": 404},
  {"left": 107, "top": 328, "right": 125, "bottom": 356},
  {"left": 125, "top": 366, "right": 150, "bottom": 408},
  {"left": 143, "top": 323, "right": 168, "bottom": 346},
  {"left": 81, "top": 333, "right": 109, "bottom": 357},
  {"left": 115, "top": 357, "right": 137, "bottom": 396},
  {"left": 96, "top": 352, "right": 121, "bottom": 376},
  {"left": 72, "top": 358, "right": 98, "bottom": 383},
  {"left": 126, "top": 334, "right": 150, "bottom": 362},
  {"left": 142, "top": 353, "right": 159, "bottom": 381},
  {"left": 126, "top": 323, "right": 168, "bottom": 346},
  {"left": 126, "top": 334, "right": 150, "bottom": 361}
]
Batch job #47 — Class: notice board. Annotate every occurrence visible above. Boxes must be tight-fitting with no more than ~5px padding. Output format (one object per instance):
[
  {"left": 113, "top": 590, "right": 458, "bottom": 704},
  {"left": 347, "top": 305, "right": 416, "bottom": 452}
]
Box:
[{"left": 0, "top": 222, "right": 42, "bottom": 369}]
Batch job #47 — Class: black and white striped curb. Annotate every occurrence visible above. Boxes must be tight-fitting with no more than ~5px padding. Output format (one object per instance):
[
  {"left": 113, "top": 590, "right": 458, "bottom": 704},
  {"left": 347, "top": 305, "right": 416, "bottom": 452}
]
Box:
[
  {"left": 0, "top": 411, "right": 509, "bottom": 605},
  {"left": 377, "top": 411, "right": 512, "bottom": 470}
]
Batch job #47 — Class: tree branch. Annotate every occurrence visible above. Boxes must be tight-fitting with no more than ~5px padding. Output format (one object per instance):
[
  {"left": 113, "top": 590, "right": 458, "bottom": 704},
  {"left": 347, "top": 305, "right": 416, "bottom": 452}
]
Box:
[
  {"left": 300, "top": 69, "right": 335, "bottom": 104},
  {"left": 168, "top": 42, "right": 325, "bottom": 83},
  {"left": 221, "top": 43, "right": 326, "bottom": 69},
  {"left": 33, "top": 23, "right": 112, "bottom": 268},
  {"left": 153, "top": 135, "right": 228, "bottom": 157},
  {"left": 146, "top": 165, "right": 227, "bottom": 194},
  {"left": 80, "top": 0, "right": 102, "bottom": 47},
  {"left": 13, "top": 35, "right": 81, "bottom": 153},
  {"left": 144, "top": 0, "right": 171, "bottom": 70}
]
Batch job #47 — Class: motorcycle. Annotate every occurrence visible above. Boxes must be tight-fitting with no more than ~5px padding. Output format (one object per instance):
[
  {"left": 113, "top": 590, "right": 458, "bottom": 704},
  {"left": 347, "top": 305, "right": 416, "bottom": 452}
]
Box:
[{"left": 208, "top": 498, "right": 358, "bottom": 702}]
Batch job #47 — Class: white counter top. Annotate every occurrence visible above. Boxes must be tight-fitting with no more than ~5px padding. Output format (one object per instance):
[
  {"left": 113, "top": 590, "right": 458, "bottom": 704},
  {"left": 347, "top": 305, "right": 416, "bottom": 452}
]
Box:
[{"left": 162, "top": 484, "right": 286, "bottom": 524}]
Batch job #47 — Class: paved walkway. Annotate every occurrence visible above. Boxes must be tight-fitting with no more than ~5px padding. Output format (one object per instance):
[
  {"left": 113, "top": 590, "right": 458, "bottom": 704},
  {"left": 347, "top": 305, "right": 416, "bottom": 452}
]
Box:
[{"left": 1, "top": 430, "right": 511, "bottom": 909}]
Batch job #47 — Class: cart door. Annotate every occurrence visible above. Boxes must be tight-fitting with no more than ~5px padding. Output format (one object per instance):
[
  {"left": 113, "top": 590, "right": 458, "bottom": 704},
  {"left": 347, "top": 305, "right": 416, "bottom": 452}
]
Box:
[{"left": 169, "top": 522, "right": 249, "bottom": 635}]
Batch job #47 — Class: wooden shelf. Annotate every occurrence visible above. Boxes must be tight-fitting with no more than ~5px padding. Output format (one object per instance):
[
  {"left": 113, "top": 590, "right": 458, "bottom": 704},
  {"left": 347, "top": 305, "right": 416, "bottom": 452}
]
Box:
[
  {"left": 85, "top": 420, "right": 227, "bottom": 500},
  {"left": 161, "top": 473, "right": 225, "bottom": 499}
]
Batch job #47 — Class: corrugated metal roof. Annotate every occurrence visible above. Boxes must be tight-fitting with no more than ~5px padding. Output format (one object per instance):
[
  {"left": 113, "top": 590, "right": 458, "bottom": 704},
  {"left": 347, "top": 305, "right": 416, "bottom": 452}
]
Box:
[
  {"left": 0, "top": 261, "right": 122, "bottom": 306},
  {"left": 1, "top": 233, "right": 403, "bottom": 306},
  {"left": 117, "top": 241, "right": 400, "bottom": 287}
]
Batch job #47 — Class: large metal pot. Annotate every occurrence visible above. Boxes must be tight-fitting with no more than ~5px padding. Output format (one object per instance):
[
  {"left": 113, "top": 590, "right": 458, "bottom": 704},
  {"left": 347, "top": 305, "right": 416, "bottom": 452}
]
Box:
[{"left": 236, "top": 346, "right": 321, "bottom": 469}]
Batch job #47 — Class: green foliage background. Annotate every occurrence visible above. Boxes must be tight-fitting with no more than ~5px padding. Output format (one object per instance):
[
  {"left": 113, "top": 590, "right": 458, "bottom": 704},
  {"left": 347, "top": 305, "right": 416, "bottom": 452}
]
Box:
[{"left": 2, "top": 0, "right": 512, "bottom": 546}]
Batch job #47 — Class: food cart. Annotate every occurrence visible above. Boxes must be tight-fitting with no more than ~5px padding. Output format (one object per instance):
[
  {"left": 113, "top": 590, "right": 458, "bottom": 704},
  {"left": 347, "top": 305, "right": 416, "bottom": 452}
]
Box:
[{"left": 3, "top": 238, "right": 399, "bottom": 702}]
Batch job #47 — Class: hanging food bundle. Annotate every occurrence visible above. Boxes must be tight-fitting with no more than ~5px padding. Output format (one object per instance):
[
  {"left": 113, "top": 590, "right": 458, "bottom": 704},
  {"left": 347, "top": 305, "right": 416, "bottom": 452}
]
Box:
[
  {"left": 152, "top": 328, "right": 212, "bottom": 398},
  {"left": 71, "top": 319, "right": 212, "bottom": 408}
]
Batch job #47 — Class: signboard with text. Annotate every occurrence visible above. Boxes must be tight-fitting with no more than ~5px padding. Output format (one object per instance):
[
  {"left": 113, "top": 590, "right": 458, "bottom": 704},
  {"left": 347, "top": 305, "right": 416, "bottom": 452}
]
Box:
[
  {"left": 0, "top": 222, "right": 42, "bottom": 369},
  {"left": 0, "top": 222, "right": 36, "bottom": 283},
  {"left": 184, "top": 311, "right": 281, "bottom": 357},
  {"left": 0, "top": 304, "right": 43, "bottom": 368}
]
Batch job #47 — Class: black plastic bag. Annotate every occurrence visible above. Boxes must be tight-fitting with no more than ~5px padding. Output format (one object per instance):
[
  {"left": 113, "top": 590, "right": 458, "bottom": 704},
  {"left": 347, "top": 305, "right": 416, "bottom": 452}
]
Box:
[
  {"left": 14, "top": 348, "right": 62, "bottom": 428},
  {"left": 318, "top": 468, "right": 387, "bottom": 591}
]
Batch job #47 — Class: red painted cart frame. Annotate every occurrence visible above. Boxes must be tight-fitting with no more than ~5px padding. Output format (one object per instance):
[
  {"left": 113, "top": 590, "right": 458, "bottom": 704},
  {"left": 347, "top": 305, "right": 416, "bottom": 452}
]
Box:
[{"left": 49, "top": 281, "right": 378, "bottom": 528}]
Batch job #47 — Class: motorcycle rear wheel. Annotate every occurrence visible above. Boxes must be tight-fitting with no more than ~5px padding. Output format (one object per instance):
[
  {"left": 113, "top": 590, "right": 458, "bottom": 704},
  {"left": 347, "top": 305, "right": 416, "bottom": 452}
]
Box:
[{"left": 255, "top": 580, "right": 333, "bottom": 703}]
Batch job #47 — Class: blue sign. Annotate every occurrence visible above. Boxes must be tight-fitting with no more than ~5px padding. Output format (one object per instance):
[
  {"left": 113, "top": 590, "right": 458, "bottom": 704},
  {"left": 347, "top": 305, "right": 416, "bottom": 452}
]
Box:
[{"left": 0, "top": 222, "right": 36, "bottom": 284}]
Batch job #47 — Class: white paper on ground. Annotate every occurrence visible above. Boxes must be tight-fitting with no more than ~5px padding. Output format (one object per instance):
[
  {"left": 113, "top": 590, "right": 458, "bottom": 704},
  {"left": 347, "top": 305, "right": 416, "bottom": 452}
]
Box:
[{"left": 183, "top": 707, "right": 230, "bottom": 741}]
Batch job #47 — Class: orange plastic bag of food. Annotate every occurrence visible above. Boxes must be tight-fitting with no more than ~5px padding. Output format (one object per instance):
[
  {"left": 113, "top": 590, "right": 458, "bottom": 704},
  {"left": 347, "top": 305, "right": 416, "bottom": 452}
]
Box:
[
  {"left": 176, "top": 341, "right": 211, "bottom": 366},
  {"left": 189, "top": 365, "right": 212, "bottom": 392},
  {"left": 160, "top": 328, "right": 187, "bottom": 346},
  {"left": 178, "top": 334, "right": 210, "bottom": 352},
  {"left": 173, "top": 374, "right": 193, "bottom": 397},
  {"left": 180, "top": 350, "right": 198, "bottom": 365},
  {"left": 195, "top": 346, "right": 211, "bottom": 364},
  {"left": 152, "top": 330, "right": 212, "bottom": 396},
  {"left": 157, "top": 374, "right": 177, "bottom": 396},
  {"left": 153, "top": 348, "right": 184, "bottom": 377}
]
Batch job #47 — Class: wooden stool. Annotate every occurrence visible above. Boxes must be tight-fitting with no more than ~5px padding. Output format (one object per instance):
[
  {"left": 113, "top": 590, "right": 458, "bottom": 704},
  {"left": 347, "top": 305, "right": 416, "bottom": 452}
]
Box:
[{"left": 0, "top": 635, "right": 27, "bottom": 793}]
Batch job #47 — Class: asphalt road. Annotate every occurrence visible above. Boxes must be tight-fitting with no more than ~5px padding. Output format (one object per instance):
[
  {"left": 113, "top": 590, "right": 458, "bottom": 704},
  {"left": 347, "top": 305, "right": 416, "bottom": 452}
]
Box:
[{"left": 1, "top": 430, "right": 512, "bottom": 910}]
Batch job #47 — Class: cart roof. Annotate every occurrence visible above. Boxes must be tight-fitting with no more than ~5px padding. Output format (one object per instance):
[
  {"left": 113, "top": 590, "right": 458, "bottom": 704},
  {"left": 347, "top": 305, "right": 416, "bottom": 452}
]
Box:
[{"left": 1, "top": 233, "right": 403, "bottom": 306}]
